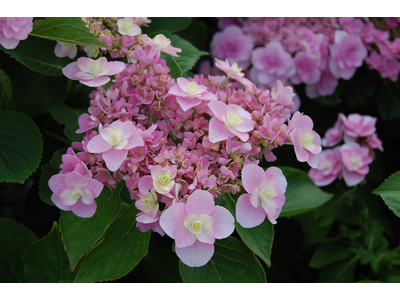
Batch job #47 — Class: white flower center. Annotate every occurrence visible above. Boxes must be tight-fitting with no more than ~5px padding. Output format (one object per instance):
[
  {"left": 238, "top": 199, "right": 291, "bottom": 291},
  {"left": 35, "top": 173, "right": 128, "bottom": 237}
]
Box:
[
  {"left": 225, "top": 110, "right": 243, "bottom": 128},
  {"left": 154, "top": 35, "right": 171, "bottom": 50},
  {"left": 90, "top": 61, "right": 100, "bottom": 76},
  {"left": 231, "top": 63, "right": 242, "bottom": 74},
  {"left": 123, "top": 22, "right": 132, "bottom": 32},
  {"left": 186, "top": 81, "right": 199, "bottom": 96},
  {"left": 350, "top": 154, "right": 362, "bottom": 168},
  {"left": 184, "top": 214, "right": 214, "bottom": 235},
  {"left": 301, "top": 133, "right": 316, "bottom": 151}
]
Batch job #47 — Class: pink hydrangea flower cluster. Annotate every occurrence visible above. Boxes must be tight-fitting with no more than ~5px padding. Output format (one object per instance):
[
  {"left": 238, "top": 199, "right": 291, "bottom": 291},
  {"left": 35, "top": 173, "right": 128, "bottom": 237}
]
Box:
[
  {"left": 207, "top": 17, "right": 400, "bottom": 100},
  {"left": 309, "top": 113, "right": 383, "bottom": 187},
  {"left": 49, "top": 31, "right": 323, "bottom": 266},
  {"left": 0, "top": 17, "right": 33, "bottom": 49}
]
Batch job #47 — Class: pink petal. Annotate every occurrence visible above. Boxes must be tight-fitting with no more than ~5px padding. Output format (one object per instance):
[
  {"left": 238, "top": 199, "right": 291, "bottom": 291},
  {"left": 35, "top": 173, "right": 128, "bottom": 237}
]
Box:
[
  {"left": 51, "top": 194, "right": 72, "bottom": 211},
  {"left": 159, "top": 203, "right": 187, "bottom": 239},
  {"left": 196, "top": 227, "right": 215, "bottom": 244},
  {"left": 241, "top": 164, "right": 265, "bottom": 193},
  {"left": 71, "top": 199, "right": 97, "bottom": 218},
  {"left": 175, "top": 240, "right": 214, "bottom": 267},
  {"left": 100, "top": 61, "right": 126, "bottom": 76},
  {"left": 126, "top": 132, "right": 144, "bottom": 149},
  {"left": 228, "top": 126, "right": 250, "bottom": 142},
  {"left": 116, "top": 120, "right": 134, "bottom": 140},
  {"left": 62, "top": 62, "right": 80, "bottom": 80},
  {"left": 81, "top": 189, "right": 95, "bottom": 205},
  {"left": 175, "top": 225, "right": 197, "bottom": 248},
  {"left": 342, "top": 168, "right": 365, "bottom": 186},
  {"left": 168, "top": 84, "right": 188, "bottom": 97},
  {"left": 177, "top": 77, "right": 190, "bottom": 93},
  {"left": 76, "top": 57, "right": 95, "bottom": 73},
  {"left": 209, "top": 206, "right": 235, "bottom": 239},
  {"left": 138, "top": 175, "right": 154, "bottom": 195},
  {"left": 87, "top": 134, "right": 113, "bottom": 153},
  {"left": 102, "top": 148, "right": 128, "bottom": 172},
  {"left": 236, "top": 194, "right": 266, "bottom": 228},
  {"left": 185, "top": 190, "right": 215, "bottom": 216},
  {"left": 208, "top": 117, "right": 231, "bottom": 143},
  {"left": 176, "top": 96, "right": 202, "bottom": 111},
  {"left": 48, "top": 174, "right": 69, "bottom": 195},
  {"left": 64, "top": 171, "right": 89, "bottom": 188},
  {"left": 198, "top": 91, "right": 218, "bottom": 101},
  {"left": 208, "top": 100, "right": 228, "bottom": 120},
  {"left": 233, "top": 116, "right": 254, "bottom": 133},
  {"left": 264, "top": 167, "right": 287, "bottom": 192},
  {"left": 79, "top": 77, "right": 110, "bottom": 87},
  {"left": 86, "top": 178, "right": 104, "bottom": 198}
]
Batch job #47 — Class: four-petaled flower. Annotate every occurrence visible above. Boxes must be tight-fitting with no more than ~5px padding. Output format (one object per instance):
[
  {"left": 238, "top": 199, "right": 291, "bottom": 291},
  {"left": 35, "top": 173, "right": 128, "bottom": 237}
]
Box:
[
  {"left": 117, "top": 17, "right": 141, "bottom": 37},
  {"left": 215, "top": 58, "right": 253, "bottom": 88}
]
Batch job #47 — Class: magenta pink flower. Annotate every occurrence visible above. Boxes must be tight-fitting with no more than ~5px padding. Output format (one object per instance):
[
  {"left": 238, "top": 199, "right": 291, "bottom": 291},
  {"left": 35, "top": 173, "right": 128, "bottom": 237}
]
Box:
[
  {"left": 287, "top": 112, "right": 322, "bottom": 168},
  {"left": 308, "top": 147, "right": 342, "bottom": 187},
  {"left": 329, "top": 30, "right": 367, "bottom": 80},
  {"left": 208, "top": 100, "right": 254, "bottom": 143},
  {"left": 59, "top": 147, "right": 91, "bottom": 177},
  {"left": 168, "top": 77, "right": 217, "bottom": 111},
  {"left": 0, "top": 17, "right": 33, "bottom": 49},
  {"left": 250, "top": 41, "right": 296, "bottom": 86},
  {"left": 291, "top": 51, "right": 321, "bottom": 85},
  {"left": 62, "top": 57, "right": 125, "bottom": 87},
  {"left": 341, "top": 142, "right": 373, "bottom": 186},
  {"left": 48, "top": 171, "right": 104, "bottom": 218},
  {"left": 214, "top": 58, "right": 253, "bottom": 88},
  {"left": 339, "top": 113, "right": 377, "bottom": 139},
  {"left": 54, "top": 41, "right": 77, "bottom": 59},
  {"left": 86, "top": 120, "right": 144, "bottom": 172},
  {"left": 159, "top": 190, "right": 234, "bottom": 267},
  {"left": 211, "top": 25, "right": 254, "bottom": 69},
  {"left": 236, "top": 164, "right": 287, "bottom": 227},
  {"left": 305, "top": 69, "right": 338, "bottom": 99}
]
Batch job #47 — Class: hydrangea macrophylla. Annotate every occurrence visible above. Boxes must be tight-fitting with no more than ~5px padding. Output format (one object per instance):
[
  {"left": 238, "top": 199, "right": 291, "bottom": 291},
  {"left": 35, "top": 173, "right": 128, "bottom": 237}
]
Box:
[
  {"left": 159, "top": 190, "right": 235, "bottom": 267},
  {"left": 117, "top": 17, "right": 141, "bottom": 36},
  {"left": 214, "top": 58, "right": 253, "bottom": 88},
  {"left": 287, "top": 112, "right": 322, "bottom": 168},
  {"left": 48, "top": 171, "right": 104, "bottom": 218},
  {"left": 143, "top": 34, "right": 182, "bottom": 57},
  {"left": 62, "top": 57, "right": 125, "bottom": 87},
  {"left": 339, "top": 113, "right": 377, "bottom": 141},
  {"left": 139, "top": 165, "right": 177, "bottom": 195},
  {"left": 168, "top": 77, "right": 217, "bottom": 111},
  {"left": 208, "top": 100, "right": 254, "bottom": 143},
  {"left": 86, "top": 120, "right": 144, "bottom": 172},
  {"left": 341, "top": 142, "right": 373, "bottom": 186},
  {"left": 54, "top": 41, "right": 77, "bottom": 59},
  {"left": 135, "top": 189, "right": 159, "bottom": 219},
  {"left": 308, "top": 147, "right": 343, "bottom": 186},
  {"left": 236, "top": 164, "right": 287, "bottom": 227},
  {"left": 329, "top": 30, "right": 367, "bottom": 80},
  {"left": 0, "top": 17, "right": 33, "bottom": 49}
]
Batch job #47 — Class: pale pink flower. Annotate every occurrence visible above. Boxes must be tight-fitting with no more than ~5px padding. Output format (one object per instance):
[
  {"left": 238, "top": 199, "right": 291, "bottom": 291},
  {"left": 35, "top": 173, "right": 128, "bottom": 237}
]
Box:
[
  {"left": 339, "top": 113, "right": 377, "bottom": 139},
  {"left": 168, "top": 77, "right": 217, "bottom": 111},
  {"left": 0, "top": 17, "right": 33, "bottom": 49},
  {"left": 135, "top": 189, "right": 159, "bottom": 219},
  {"left": 139, "top": 165, "right": 178, "bottom": 195},
  {"left": 59, "top": 147, "right": 91, "bottom": 177},
  {"left": 214, "top": 58, "right": 253, "bottom": 88},
  {"left": 54, "top": 41, "right": 77, "bottom": 59},
  {"left": 250, "top": 41, "right": 296, "bottom": 86},
  {"left": 322, "top": 116, "right": 344, "bottom": 147},
  {"left": 305, "top": 69, "right": 338, "bottom": 99},
  {"left": 308, "top": 147, "right": 342, "bottom": 186},
  {"left": 341, "top": 142, "right": 373, "bottom": 186},
  {"left": 291, "top": 51, "right": 321, "bottom": 85},
  {"left": 48, "top": 171, "right": 103, "bottom": 218},
  {"left": 62, "top": 57, "right": 125, "bottom": 87},
  {"left": 159, "top": 190, "right": 234, "bottom": 267},
  {"left": 86, "top": 120, "right": 144, "bottom": 171},
  {"left": 329, "top": 30, "right": 367, "bottom": 80},
  {"left": 211, "top": 25, "right": 254, "bottom": 69},
  {"left": 236, "top": 164, "right": 287, "bottom": 227},
  {"left": 117, "top": 17, "right": 141, "bottom": 36},
  {"left": 208, "top": 101, "right": 254, "bottom": 143},
  {"left": 143, "top": 34, "right": 182, "bottom": 57},
  {"left": 287, "top": 112, "right": 322, "bottom": 168}
]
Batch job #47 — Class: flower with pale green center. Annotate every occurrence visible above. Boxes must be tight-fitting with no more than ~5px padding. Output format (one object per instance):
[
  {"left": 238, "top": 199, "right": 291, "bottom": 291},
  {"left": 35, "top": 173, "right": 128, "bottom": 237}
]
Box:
[
  {"left": 214, "top": 58, "right": 253, "bottom": 88},
  {"left": 136, "top": 189, "right": 159, "bottom": 219},
  {"left": 340, "top": 142, "right": 373, "bottom": 186},
  {"left": 184, "top": 214, "right": 214, "bottom": 235},
  {"left": 117, "top": 17, "right": 141, "bottom": 36},
  {"left": 54, "top": 41, "right": 77, "bottom": 59}
]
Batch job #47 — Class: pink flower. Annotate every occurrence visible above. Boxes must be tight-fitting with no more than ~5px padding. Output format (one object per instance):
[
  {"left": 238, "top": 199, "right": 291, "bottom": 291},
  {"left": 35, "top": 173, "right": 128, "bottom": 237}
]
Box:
[
  {"left": 329, "top": 30, "right": 367, "bottom": 80},
  {"left": 62, "top": 57, "right": 126, "bottom": 87},
  {"left": 211, "top": 25, "right": 254, "bottom": 69},
  {"left": 341, "top": 142, "right": 373, "bottom": 186},
  {"left": 135, "top": 189, "right": 159, "bottom": 219},
  {"left": 236, "top": 164, "right": 287, "bottom": 227},
  {"left": 54, "top": 41, "right": 77, "bottom": 59},
  {"left": 305, "top": 69, "right": 338, "bottom": 99},
  {"left": 322, "top": 116, "right": 344, "bottom": 147},
  {"left": 291, "top": 51, "right": 321, "bottom": 85},
  {"left": 287, "top": 112, "right": 322, "bottom": 168},
  {"left": 87, "top": 120, "right": 144, "bottom": 171},
  {"left": 308, "top": 147, "right": 342, "bottom": 187},
  {"left": 250, "top": 41, "right": 296, "bottom": 86},
  {"left": 168, "top": 77, "right": 217, "bottom": 111},
  {"left": 214, "top": 58, "right": 253, "bottom": 88},
  {"left": 339, "top": 113, "right": 377, "bottom": 139},
  {"left": 139, "top": 165, "right": 178, "bottom": 195},
  {"left": 117, "top": 17, "right": 141, "bottom": 36},
  {"left": 143, "top": 34, "right": 182, "bottom": 57},
  {"left": 159, "top": 190, "right": 234, "bottom": 267},
  {"left": 59, "top": 147, "right": 91, "bottom": 177},
  {"left": 48, "top": 171, "right": 104, "bottom": 218},
  {"left": 0, "top": 17, "right": 33, "bottom": 49},
  {"left": 208, "top": 101, "right": 254, "bottom": 143}
]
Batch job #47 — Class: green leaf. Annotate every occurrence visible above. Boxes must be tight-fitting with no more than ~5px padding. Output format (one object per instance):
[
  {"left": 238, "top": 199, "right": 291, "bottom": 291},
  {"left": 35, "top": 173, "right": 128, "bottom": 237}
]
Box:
[
  {"left": 161, "top": 54, "right": 182, "bottom": 79},
  {"left": 47, "top": 103, "right": 84, "bottom": 142},
  {"left": 60, "top": 181, "right": 123, "bottom": 270},
  {"left": 24, "top": 222, "right": 77, "bottom": 283},
  {"left": 143, "top": 17, "right": 192, "bottom": 35},
  {"left": 0, "top": 69, "right": 14, "bottom": 110},
  {"left": 310, "top": 243, "right": 354, "bottom": 269},
  {"left": 163, "top": 33, "right": 208, "bottom": 73},
  {"left": 279, "top": 167, "right": 333, "bottom": 217},
  {"left": 30, "top": 17, "right": 108, "bottom": 48},
  {"left": 319, "top": 256, "right": 358, "bottom": 283},
  {"left": 0, "top": 110, "right": 43, "bottom": 183},
  {"left": 376, "top": 79, "right": 400, "bottom": 121},
  {"left": 0, "top": 36, "right": 70, "bottom": 77},
  {"left": 75, "top": 203, "right": 150, "bottom": 282},
  {"left": 8, "top": 67, "right": 68, "bottom": 118},
  {"left": 0, "top": 218, "right": 38, "bottom": 283},
  {"left": 365, "top": 220, "right": 385, "bottom": 250},
  {"left": 222, "top": 193, "right": 274, "bottom": 267},
  {"left": 373, "top": 171, "right": 400, "bottom": 218},
  {"left": 179, "top": 236, "right": 266, "bottom": 283},
  {"left": 176, "top": 18, "right": 208, "bottom": 51}
]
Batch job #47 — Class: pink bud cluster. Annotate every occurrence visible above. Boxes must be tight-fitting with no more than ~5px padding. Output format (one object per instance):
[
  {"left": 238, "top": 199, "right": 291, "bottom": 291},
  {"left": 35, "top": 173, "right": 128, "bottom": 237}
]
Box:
[
  {"left": 49, "top": 31, "right": 323, "bottom": 266},
  {"left": 208, "top": 17, "right": 400, "bottom": 100},
  {"left": 309, "top": 113, "right": 383, "bottom": 187},
  {"left": 0, "top": 17, "right": 33, "bottom": 49}
]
